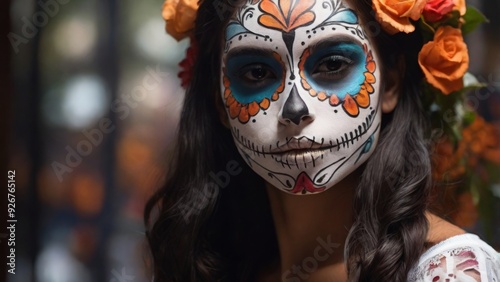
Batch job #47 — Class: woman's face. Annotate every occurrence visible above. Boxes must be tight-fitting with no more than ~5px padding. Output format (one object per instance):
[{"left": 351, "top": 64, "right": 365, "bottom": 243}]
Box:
[{"left": 220, "top": 0, "right": 382, "bottom": 194}]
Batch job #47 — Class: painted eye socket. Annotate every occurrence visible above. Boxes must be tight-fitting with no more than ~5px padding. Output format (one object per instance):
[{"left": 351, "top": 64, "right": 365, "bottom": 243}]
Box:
[
  {"left": 238, "top": 64, "right": 278, "bottom": 86},
  {"left": 225, "top": 52, "right": 284, "bottom": 104},
  {"left": 302, "top": 42, "right": 366, "bottom": 95},
  {"left": 312, "top": 55, "right": 353, "bottom": 80}
]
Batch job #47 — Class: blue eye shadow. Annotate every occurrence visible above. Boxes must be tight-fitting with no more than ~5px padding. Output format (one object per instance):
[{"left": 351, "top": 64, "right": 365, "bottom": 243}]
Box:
[
  {"left": 225, "top": 54, "right": 283, "bottom": 104},
  {"left": 304, "top": 42, "right": 366, "bottom": 99}
]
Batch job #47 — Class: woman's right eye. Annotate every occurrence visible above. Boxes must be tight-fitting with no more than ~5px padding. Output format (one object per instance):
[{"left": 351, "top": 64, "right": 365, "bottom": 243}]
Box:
[{"left": 238, "top": 64, "right": 277, "bottom": 86}]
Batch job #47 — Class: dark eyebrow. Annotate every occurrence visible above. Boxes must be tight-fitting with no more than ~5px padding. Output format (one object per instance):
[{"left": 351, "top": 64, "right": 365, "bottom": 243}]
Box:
[
  {"left": 309, "top": 35, "right": 363, "bottom": 54},
  {"left": 226, "top": 47, "right": 276, "bottom": 61}
]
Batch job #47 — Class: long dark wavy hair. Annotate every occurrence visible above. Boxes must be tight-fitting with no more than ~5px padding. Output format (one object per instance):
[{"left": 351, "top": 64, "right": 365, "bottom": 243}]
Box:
[{"left": 144, "top": 0, "right": 432, "bottom": 281}]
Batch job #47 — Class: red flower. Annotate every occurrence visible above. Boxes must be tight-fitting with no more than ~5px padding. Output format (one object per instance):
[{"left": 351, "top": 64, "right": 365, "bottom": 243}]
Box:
[
  {"left": 178, "top": 37, "right": 198, "bottom": 88},
  {"left": 422, "top": 0, "right": 454, "bottom": 22}
]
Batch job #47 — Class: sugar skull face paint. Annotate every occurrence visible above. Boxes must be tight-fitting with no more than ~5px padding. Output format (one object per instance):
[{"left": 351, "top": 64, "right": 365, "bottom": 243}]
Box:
[{"left": 221, "top": 0, "right": 382, "bottom": 194}]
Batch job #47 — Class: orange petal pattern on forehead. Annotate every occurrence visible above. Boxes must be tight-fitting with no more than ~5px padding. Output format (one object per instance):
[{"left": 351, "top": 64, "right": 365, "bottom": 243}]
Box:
[
  {"left": 289, "top": 11, "right": 315, "bottom": 31},
  {"left": 258, "top": 0, "right": 316, "bottom": 32},
  {"left": 259, "top": 14, "right": 287, "bottom": 30},
  {"left": 259, "top": 0, "right": 287, "bottom": 30},
  {"left": 288, "top": 0, "right": 316, "bottom": 30},
  {"left": 280, "top": 0, "right": 291, "bottom": 20}
]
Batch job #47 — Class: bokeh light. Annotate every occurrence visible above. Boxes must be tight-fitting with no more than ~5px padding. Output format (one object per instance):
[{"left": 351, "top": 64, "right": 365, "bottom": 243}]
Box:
[
  {"left": 61, "top": 75, "right": 109, "bottom": 129},
  {"left": 52, "top": 17, "right": 97, "bottom": 61}
]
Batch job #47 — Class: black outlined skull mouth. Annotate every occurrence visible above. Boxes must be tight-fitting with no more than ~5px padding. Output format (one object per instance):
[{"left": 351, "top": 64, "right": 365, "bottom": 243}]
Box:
[{"left": 231, "top": 108, "right": 376, "bottom": 160}]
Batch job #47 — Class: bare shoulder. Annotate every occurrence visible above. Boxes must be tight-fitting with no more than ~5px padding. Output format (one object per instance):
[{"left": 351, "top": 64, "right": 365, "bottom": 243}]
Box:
[{"left": 425, "top": 211, "right": 466, "bottom": 248}]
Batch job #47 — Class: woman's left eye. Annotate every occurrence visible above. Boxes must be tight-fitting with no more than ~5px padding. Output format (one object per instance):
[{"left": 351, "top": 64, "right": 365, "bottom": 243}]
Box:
[{"left": 312, "top": 55, "right": 353, "bottom": 79}]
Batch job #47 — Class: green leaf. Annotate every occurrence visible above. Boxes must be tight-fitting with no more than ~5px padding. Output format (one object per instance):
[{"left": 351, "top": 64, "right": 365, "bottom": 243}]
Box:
[
  {"left": 462, "top": 110, "right": 476, "bottom": 126},
  {"left": 419, "top": 17, "right": 435, "bottom": 42},
  {"left": 462, "top": 6, "right": 489, "bottom": 35},
  {"left": 441, "top": 10, "right": 462, "bottom": 29}
]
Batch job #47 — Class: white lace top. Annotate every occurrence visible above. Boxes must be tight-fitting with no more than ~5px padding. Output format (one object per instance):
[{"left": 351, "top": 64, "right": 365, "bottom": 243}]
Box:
[{"left": 408, "top": 234, "right": 500, "bottom": 281}]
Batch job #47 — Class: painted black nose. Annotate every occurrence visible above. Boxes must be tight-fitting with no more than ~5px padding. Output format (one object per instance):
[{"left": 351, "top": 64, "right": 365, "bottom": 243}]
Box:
[{"left": 282, "top": 84, "right": 310, "bottom": 125}]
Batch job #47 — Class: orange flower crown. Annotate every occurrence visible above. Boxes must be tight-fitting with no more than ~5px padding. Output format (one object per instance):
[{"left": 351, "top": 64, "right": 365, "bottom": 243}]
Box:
[
  {"left": 162, "top": 0, "right": 498, "bottom": 183},
  {"left": 374, "top": 0, "right": 482, "bottom": 94},
  {"left": 373, "top": 0, "right": 499, "bottom": 186}
]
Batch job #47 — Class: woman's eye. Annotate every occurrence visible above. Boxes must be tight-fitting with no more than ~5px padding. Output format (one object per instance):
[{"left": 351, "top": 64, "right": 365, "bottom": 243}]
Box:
[
  {"left": 313, "top": 55, "right": 353, "bottom": 78},
  {"left": 240, "top": 64, "right": 276, "bottom": 83}
]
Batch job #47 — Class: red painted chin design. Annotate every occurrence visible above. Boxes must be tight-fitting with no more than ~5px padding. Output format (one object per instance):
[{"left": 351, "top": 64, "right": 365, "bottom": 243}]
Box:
[{"left": 291, "top": 172, "right": 326, "bottom": 194}]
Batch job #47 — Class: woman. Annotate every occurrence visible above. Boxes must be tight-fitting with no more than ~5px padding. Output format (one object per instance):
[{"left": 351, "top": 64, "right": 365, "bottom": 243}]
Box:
[{"left": 145, "top": 0, "right": 500, "bottom": 281}]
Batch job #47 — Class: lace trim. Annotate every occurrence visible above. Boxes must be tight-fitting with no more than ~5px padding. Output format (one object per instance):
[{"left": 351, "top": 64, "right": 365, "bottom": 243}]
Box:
[{"left": 408, "top": 234, "right": 500, "bottom": 281}]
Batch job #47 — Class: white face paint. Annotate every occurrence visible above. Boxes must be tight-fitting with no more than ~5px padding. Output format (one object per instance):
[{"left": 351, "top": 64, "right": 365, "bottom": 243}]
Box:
[{"left": 220, "top": 0, "right": 382, "bottom": 194}]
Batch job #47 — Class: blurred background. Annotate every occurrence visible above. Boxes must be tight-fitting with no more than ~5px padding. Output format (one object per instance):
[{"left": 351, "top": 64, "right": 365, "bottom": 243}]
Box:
[{"left": 1, "top": 0, "right": 500, "bottom": 281}]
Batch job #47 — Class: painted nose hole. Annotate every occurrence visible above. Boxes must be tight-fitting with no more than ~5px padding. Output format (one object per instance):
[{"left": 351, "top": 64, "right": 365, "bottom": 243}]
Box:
[
  {"left": 301, "top": 116, "right": 312, "bottom": 122},
  {"left": 282, "top": 84, "right": 310, "bottom": 125}
]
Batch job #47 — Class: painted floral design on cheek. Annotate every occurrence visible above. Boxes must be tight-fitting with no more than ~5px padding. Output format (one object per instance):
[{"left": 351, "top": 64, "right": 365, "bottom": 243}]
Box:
[
  {"left": 298, "top": 43, "right": 377, "bottom": 117},
  {"left": 222, "top": 51, "right": 286, "bottom": 123}
]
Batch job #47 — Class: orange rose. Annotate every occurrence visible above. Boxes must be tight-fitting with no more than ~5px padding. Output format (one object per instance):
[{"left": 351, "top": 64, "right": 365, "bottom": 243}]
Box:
[
  {"left": 453, "top": 0, "right": 466, "bottom": 16},
  {"left": 162, "top": 0, "right": 199, "bottom": 41},
  {"left": 418, "top": 26, "right": 469, "bottom": 94},
  {"left": 372, "top": 0, "right": 427, "bottom": 34}
]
